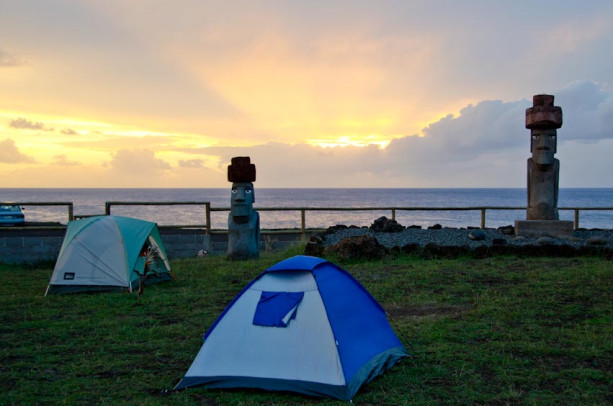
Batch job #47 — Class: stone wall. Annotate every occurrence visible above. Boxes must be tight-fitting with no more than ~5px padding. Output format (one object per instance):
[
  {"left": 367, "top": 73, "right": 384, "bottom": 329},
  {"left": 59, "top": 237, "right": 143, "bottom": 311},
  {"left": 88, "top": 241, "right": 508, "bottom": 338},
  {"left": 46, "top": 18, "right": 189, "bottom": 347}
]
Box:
[
  {"left": 0, "top": 235, "right": 64, "bottom": 265},
  {"left": 0, "top": 229, "right": 307, "bottom": 265}
]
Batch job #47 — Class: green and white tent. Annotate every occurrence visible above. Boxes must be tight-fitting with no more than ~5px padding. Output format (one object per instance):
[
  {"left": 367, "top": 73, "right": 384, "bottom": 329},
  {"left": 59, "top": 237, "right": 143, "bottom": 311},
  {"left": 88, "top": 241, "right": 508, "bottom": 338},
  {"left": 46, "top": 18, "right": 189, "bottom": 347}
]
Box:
[{"left": 46, "top": 215, "right": 174, "bottom": 295}]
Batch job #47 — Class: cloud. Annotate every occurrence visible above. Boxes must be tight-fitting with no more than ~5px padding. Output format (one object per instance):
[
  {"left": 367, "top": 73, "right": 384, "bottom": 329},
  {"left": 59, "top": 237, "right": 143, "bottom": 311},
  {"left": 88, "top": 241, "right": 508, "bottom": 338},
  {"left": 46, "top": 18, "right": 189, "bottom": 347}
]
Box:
[
  {"left": 109, "top": 149, "right": 170, "bottom": 176},
  {"left": 65, "top": 135, "right": 176, "bottom": 150},
  {"left": 198, "top": 80, "right": 613, "bottom": 187},
  {"left": 416, "top": 99, "right": 527, "bottom": 160},
  {"left": 9, "top": 117, "right": 53, "bottom": 131},
  {"left": 214, "top": 141, "right": 507, "bottom": 187},
  {"left": 52, "top": 154, "right": 80, "bottom": 166},
  {"left": 4, "top": 78, "right": 612, "bottom": 188},
  {"left": 61, "top": 128, "right": 77, "bottom": 135},
  {"left": 383, "top": 79, "right": 613, "bottom": 165},
  {"left": 556, "top": 80, "right": 613, "bottom": 142},
  {"left": 0, "top": 139, "right": 37, "bottom": 163},
  {"left": 9, "top": 117, "right": 44, "bottom": 130},
  {"left": 4, "top": 1, "right": 613, "bottom": 150},
  {"left": 0, "top": 49, "right": 23, "bottom": 67},
  {"left": 201, "top": 97, "right": 529, "bottom": 184},
  {"left": 178, "top": 159, "right": 204, "bottom": 168}
]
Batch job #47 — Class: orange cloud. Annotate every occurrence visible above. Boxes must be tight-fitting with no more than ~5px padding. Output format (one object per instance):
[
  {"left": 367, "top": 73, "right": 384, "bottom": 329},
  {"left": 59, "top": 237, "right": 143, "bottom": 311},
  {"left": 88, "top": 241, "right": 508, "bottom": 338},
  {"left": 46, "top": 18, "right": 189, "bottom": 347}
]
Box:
[{"left": 0, "top": 139, "right": 37, "bottom": 163}]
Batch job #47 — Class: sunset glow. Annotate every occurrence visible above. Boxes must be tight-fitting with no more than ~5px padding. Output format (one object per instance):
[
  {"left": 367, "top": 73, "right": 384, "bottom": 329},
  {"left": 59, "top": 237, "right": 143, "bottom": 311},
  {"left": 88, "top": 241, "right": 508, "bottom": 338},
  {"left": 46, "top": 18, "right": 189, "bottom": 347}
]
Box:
[{"left": 1, "top": 1, "right": 613, "bottom": 188}]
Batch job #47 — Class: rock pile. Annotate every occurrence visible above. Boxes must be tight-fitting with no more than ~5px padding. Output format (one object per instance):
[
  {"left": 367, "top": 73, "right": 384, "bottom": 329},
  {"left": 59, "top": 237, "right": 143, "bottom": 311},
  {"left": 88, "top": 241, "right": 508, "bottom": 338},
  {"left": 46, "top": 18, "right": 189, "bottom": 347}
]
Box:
[
  {"left": 304, "top": 220, "right": 613, "bottom": 261},
  {"left": 369, "top": 216, "right": 405, "bottom": 233}
]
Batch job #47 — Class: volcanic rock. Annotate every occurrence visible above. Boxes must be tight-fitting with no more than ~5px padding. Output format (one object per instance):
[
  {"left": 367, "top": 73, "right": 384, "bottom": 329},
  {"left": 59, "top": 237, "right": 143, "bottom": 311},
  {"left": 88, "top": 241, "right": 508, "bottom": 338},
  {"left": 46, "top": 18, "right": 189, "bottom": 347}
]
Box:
[
  {"left": 370, "top": 216, "right": 405, "bottom": 233},
  {"left": 326, "top": 235, "right": 386, "bottom": 261}
]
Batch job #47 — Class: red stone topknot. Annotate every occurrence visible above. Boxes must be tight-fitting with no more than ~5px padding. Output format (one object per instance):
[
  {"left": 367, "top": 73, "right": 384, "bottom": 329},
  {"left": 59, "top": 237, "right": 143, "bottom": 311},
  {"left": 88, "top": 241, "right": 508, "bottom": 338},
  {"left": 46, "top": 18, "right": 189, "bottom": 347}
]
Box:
[
  {"left": 525, "top": 94, "right": 563, "bottom": 130},
  {"left": 227, "top": 156, "right": 256, "bottom": 182}
]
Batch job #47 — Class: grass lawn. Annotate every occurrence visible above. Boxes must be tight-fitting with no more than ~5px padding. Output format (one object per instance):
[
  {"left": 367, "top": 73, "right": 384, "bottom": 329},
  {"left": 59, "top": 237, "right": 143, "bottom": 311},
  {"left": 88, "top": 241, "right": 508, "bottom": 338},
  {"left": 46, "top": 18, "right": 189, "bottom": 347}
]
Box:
[{"left": 1, "top": 247, "right": 612, "bottom": 405}]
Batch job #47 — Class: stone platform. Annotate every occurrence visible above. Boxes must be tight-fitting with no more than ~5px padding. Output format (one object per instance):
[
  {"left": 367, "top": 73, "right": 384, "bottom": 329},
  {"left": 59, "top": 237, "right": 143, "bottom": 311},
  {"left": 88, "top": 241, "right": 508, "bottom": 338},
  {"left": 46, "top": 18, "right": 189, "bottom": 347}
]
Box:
[
  {"left": 306, "top": 224, "right": 613, "bottom": 260},
  {"left": 515, "top": 220, "right": 574, "bottom": 237}
]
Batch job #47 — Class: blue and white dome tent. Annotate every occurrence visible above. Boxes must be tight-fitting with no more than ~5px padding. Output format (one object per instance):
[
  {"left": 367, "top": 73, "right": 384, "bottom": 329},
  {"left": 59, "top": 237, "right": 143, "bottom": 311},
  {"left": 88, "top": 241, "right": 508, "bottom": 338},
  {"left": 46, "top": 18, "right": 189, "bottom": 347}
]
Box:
[{"left": 175, "top": 255, "right": 409, "bottom": 400}]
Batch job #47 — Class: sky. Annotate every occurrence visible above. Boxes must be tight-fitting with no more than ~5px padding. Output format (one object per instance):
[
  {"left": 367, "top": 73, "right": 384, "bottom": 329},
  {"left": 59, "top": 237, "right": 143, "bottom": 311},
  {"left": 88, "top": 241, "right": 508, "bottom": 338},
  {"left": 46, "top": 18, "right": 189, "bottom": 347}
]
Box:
[{"left": 1, "top": 0, "right": 613, "bottom": 188}]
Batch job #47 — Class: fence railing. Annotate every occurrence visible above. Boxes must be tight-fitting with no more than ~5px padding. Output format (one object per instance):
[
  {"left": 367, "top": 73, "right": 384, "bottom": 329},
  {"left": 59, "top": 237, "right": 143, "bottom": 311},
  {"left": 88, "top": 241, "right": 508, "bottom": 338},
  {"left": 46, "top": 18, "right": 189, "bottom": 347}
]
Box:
[
  {"left": 104, "top": 201, "right": 211, "bottom": 235},
  {"left": 563, "top": 207, "right": 613, "bottom": 230},
  {"left": 213, "top": 206, "right": 613, "bottom": 239},
  {"left": 7, "top": 201, "right": 613, "bottom": 237},
  {"left": 1, "top": 202, "right": 74, "bottom": 222}
]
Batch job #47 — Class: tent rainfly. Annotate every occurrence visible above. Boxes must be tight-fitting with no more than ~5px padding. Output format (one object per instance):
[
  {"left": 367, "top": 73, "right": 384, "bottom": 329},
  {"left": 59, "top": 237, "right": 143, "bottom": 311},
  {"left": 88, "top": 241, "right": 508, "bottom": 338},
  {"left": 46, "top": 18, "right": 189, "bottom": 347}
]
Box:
[
  {"left": 46, "top": 215, "right": 174, "bottom": 295},
  {"left": 175, "top": 255, "right": 409, "bottom": 400}
]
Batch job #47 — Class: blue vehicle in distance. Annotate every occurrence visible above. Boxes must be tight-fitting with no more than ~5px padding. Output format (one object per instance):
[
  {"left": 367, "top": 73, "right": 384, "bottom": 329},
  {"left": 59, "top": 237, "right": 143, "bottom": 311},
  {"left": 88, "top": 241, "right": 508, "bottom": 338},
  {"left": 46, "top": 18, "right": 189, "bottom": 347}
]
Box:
[{"left": 0, "top": 205, "right": 25, "bottom": 226}]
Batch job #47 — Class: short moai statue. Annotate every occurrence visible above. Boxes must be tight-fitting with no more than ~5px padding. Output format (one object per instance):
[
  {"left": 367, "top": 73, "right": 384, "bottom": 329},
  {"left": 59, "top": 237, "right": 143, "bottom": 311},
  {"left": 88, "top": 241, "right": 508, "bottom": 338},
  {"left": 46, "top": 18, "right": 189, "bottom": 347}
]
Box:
[
  {"left": 516, "top": 94, "right": 573, "bottom": 237},
  {"left": 227, "top": 157, "right": 260, "bottom": 260}
]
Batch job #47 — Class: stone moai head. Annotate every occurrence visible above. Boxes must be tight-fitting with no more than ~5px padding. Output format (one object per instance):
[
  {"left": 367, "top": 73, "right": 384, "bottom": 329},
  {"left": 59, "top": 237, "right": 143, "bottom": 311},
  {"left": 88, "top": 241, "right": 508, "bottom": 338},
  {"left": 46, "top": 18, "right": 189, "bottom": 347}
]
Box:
[
  {"left": 526, "top": 94, "right": 563, "bottom": 165},
  {"left": 227, "top": 157, "right": 256, "bottom": 217}
]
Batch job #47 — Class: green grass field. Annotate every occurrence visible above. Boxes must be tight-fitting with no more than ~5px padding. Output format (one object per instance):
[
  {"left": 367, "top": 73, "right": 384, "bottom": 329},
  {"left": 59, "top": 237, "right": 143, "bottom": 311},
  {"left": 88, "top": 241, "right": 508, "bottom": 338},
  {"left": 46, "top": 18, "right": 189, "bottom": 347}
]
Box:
[{"left": 1, "top": 248, "right": 612, "bottom": 405}]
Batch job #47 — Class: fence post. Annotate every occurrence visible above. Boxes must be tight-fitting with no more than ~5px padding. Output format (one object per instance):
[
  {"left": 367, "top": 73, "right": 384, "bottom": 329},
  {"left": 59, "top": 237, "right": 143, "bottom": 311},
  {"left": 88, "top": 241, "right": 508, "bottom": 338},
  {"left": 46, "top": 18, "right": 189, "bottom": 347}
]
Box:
[
  {"left": 480, "top": 208, "right": 486, "bottom": 229},
  {"left": 391, "top": 208, "right": 396, "bottom": 221},
  {"left": 105, "top": 202, "right": 111, "bottom": 215},
  {"left": 301, "top": 209, "right": 306, "bottom": 242},
  {"left": 67, "top": 203, "right": 74, "bottom": 221},
  {"left": 574, "top": 209, "right": 579, "bottom": 230},
  {"left": 205, "top": 202, "right": 211, "bottom": 235}
]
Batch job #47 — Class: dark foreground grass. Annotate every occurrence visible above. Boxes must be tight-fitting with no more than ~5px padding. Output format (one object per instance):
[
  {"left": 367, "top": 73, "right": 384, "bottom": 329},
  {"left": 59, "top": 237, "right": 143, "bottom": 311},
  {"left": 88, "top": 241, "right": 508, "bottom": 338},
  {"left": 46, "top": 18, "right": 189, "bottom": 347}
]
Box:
[{"left": 1, "top": 248, "right": 612, "bottom": 405}]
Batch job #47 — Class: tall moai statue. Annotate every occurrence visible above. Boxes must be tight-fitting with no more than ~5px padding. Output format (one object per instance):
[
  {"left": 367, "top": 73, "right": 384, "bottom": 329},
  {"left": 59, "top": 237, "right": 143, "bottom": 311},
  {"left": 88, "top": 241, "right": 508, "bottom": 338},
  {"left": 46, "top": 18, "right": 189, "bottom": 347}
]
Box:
[
  {"left": 516, "top": 94, "right": 573, "bottom": 237},
  {"left": 526, "top": 94, "right": 562, "bottom": 220},
  {"left": 227, "top": 157, "right": 260, "bottom": 260}
]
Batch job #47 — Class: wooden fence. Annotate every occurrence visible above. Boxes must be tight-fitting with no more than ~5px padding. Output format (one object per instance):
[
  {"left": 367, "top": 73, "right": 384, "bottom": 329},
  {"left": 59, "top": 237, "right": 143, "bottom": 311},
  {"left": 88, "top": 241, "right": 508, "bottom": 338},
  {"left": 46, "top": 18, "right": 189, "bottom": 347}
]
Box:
[
  {"left": 104, "top": 202, "right": 613, "bottom": 239},
  {"left": 5, "top": 201, "right": 613, "bottom": 239}
]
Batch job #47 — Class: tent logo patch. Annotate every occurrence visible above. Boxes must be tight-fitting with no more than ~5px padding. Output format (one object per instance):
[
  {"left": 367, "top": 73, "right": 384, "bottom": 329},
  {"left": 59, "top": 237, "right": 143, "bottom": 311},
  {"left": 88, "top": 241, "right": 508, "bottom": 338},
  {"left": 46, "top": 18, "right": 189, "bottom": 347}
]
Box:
[{"left": 63, "top": 272, "right": 75, "bottom": 280}]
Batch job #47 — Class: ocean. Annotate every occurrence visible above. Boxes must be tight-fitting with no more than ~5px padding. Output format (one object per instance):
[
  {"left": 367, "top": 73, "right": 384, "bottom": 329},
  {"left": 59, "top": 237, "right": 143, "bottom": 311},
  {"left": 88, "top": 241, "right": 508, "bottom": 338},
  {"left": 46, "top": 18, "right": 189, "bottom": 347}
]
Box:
[{"left": 2, "top": 188, "right": 613, "bottom": 230}]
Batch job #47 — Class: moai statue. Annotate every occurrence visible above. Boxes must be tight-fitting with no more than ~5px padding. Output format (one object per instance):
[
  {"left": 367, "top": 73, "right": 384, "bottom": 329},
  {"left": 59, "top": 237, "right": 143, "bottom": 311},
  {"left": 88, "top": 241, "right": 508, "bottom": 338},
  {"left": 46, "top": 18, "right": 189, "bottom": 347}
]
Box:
[
  {"left": 526, "top": 94, "right": 563, "bottom": 220},
  {"left": 516, "top": 94, "right": 573, "bottom": 237},
  {"left": 227, "top": 157, "right": 260, "bottom": 260}
]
